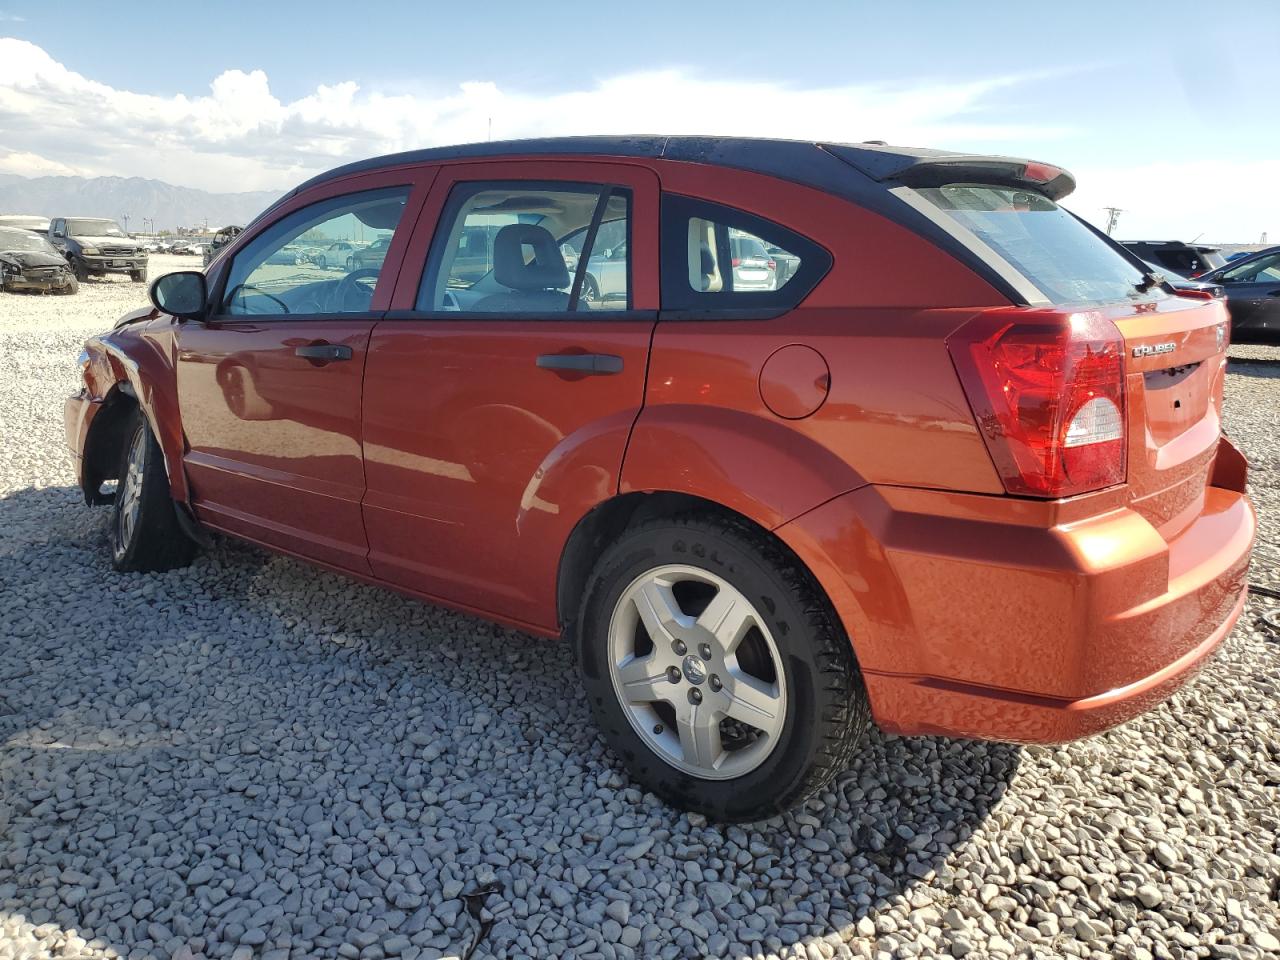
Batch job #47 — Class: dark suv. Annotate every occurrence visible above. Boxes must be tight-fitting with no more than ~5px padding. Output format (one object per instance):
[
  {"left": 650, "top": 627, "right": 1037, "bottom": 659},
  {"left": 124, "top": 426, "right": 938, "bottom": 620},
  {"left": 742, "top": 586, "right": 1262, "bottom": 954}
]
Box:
[
  {"left": 1122, "top": 241, "right": 1226, "bottom": 278},
  {"left": 49, "top": 217, "right": 148, "bottom": 282}
]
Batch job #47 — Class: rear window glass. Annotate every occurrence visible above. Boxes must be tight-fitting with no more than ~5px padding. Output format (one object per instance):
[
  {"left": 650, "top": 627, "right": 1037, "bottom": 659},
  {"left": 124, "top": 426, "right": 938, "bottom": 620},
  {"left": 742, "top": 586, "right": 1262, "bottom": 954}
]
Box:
[{"left": 917, "top": 184, "right": 1159, "bottom": 305}]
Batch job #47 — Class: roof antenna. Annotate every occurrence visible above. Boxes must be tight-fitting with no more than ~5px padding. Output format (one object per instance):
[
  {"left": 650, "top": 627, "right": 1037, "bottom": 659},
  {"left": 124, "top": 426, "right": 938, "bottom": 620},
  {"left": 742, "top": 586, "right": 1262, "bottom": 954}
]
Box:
[{"left": 488, "top": 117, "right": 492, "bottom": 142}]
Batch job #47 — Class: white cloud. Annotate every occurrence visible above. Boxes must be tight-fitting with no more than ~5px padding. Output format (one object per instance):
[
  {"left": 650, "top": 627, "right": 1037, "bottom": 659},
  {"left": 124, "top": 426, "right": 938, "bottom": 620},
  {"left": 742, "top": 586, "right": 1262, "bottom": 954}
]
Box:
[
  {"left": 1068, "top": 159, "right": 1280, "bottom": 244},
  {"left": 6, "top": 36, "right": 1267, "bottom": 239},
  {"left": 0, "top": 37, "right": 1067, "bottom": 194},
  {"left": 0, "top": 149, "right": 84, "bottom": 177}
]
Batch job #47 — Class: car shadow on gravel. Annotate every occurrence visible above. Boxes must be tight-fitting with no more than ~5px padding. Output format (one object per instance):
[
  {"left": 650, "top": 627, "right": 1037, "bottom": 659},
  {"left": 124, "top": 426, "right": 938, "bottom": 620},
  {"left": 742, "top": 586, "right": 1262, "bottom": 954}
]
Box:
[{"left": 1, "top": 484, "right": 1020, "bottom": 960}]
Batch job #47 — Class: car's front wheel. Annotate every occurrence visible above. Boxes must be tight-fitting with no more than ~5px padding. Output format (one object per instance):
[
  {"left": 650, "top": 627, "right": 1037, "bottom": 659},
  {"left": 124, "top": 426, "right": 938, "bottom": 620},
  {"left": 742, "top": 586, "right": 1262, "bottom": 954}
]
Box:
[
  {"left": 130, "top": 269, "right": 147, "bottom": 283},
  {"left": 576, "top": 514, "right": 870, "bottom": 821},
  {"left": 110, "top": 412, "right": 198, "bottom": 572}
]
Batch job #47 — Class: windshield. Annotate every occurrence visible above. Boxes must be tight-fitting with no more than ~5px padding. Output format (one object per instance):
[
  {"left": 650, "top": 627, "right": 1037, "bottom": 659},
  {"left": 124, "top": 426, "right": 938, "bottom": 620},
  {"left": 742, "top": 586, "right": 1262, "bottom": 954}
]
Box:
[
  {"left": 67, "top": 219, "right": 127, "bottom": 237},
  {"left": 917, "top": 183, "right": 1159, "bottom": 305},
  {"left": 0, "top": 229, "right": 58, "bottom": 254}
]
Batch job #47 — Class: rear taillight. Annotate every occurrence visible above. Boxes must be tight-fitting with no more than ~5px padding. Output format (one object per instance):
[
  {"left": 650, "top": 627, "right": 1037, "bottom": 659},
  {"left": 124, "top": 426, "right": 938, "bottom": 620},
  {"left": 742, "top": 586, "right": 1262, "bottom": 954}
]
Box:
[
  {"left": 767, "top": 259, "right": 776, "bottom": 270},
  {"left": 731, "top": 258, "right": 742, "bottom": 267},
  {"left": 948, "top": 309, "right": 1127, "bottom": 498}
]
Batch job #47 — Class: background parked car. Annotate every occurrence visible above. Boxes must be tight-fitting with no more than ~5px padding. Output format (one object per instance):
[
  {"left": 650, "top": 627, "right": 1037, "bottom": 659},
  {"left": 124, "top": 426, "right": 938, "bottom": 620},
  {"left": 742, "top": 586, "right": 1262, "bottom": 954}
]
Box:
[
  {"left": 48, "top": 217, "right": 147, "bottom": 282},
  {"left": 0, "top": 214, "right": 51, "bottom": 234},
  {"left": 1142, "top": 260, "right": 1224, "bottom": 299},
  {"left": 348, "top": 235, "right": 392, "bottom": 271},
  {"left": 1121, "top": 241, "right": 1226, "bottom": 277},
  {"left": 0, "top": 226, "right": 77, "bottom": 294},
  {"left": 264, "top": 244, "right": 306, "bottom": 266},
  {"left": 204, "top": 226, "right": 244, "bottom": 267},
  {"left": 305, "top": 240, "right": 355, "bottom": 270},
  {"left": 728, "top": 231, "right": 778, "bottom": 291},
  {"left": 1196, "top": 248, "right": 1280, "bottom": 344}
]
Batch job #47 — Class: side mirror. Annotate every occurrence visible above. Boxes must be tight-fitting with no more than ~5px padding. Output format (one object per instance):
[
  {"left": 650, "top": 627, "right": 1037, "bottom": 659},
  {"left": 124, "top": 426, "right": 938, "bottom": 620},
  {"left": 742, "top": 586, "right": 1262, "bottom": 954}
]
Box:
[{"left": 150, "top": 270, "right": 208, "bottom": 320}]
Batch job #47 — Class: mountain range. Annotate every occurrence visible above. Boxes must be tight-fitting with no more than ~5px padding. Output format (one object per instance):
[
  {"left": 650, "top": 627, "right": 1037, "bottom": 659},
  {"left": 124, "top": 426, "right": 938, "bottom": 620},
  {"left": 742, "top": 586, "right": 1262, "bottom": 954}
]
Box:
[{"left": 0, "top": 174, "right": 283, "bottom": 232}]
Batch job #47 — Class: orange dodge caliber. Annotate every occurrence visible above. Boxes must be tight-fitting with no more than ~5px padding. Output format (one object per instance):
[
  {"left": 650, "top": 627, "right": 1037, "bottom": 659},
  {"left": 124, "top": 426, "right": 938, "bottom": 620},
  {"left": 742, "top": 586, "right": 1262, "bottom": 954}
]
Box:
[{"left": 65, "top": 137, "right": 1255, "bottom": 821}]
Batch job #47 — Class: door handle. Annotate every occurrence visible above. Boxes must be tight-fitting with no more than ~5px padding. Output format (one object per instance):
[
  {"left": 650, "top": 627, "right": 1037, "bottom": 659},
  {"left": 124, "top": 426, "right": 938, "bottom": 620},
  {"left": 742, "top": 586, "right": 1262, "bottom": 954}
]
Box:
[
  {"left": 536, "top": 353, "right": 624, "bottom": 375},
  {"left": 295, "top": 343, "right": 353, "bottom": 362}
]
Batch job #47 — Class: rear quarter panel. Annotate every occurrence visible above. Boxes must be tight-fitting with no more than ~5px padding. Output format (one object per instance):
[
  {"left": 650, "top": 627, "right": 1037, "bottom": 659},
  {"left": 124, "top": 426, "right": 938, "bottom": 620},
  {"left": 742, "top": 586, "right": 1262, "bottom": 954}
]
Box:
[{"left": 624, "top": 162, "right": 1010, "bottom": 528}]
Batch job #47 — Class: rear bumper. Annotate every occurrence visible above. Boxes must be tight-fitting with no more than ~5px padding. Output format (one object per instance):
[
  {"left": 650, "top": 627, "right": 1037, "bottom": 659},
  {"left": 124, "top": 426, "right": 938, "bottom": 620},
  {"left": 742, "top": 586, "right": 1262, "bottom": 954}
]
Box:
[{"left": 778, "top": 436, "right": 1255, "bottom": 744}]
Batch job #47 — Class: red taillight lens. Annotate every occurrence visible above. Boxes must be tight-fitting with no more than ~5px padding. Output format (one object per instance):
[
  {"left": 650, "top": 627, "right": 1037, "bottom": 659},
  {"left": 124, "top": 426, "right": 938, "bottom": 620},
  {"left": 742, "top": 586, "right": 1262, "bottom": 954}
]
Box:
[
  {"left": 731, "top": 258, "right": 742, "bottom": 267},
  {"left": 767, "top": 259, "right": 776, "bottom": 270},
  {"left": 948, "top": 309, "right": 1127, "bottom": 497}
]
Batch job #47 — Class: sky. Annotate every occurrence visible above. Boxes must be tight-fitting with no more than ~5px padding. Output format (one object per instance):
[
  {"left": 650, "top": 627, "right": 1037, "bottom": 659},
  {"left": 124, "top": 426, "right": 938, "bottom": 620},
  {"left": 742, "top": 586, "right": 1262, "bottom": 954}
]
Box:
[{"left": 0, "top": 0, "right": 1276, "bottom": 241}]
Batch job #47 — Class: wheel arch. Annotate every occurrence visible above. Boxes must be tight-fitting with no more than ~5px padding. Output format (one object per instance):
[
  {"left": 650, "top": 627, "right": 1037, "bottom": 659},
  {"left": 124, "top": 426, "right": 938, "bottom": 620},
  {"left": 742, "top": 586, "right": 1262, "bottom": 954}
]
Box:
[
  {"left": 556, "top": 489, "right": 852, "bottom": 649},
  {"left": 92, "top": 334, "right": 190, "bottom": 503},
  {"left": 79, "top": 384, "right": 139, "bottom": 505}
]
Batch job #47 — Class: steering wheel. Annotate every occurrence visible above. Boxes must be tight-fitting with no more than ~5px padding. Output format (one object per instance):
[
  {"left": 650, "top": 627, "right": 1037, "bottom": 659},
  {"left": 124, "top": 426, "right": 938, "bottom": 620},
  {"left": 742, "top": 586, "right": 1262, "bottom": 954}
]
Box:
[{"left": 330, "top": 268, "right": 380, "bottom": 312}]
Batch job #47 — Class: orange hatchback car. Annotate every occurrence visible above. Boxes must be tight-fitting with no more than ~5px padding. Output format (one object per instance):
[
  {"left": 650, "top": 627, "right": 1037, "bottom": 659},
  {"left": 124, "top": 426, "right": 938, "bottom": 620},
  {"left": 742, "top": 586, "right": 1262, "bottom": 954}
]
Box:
[{"left": 66, "top": 137, "right": 1255, "bottom": 820}]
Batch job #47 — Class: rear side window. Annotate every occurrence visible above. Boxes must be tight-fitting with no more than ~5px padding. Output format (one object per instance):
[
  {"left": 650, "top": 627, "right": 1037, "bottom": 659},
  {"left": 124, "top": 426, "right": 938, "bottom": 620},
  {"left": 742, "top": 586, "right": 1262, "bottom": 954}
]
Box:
[
  {"left": 915, "top": 184, "right": 1157, "bottom": 305},
  {"left": 660, "top": 195, "right": 830, "bottom": 313}
]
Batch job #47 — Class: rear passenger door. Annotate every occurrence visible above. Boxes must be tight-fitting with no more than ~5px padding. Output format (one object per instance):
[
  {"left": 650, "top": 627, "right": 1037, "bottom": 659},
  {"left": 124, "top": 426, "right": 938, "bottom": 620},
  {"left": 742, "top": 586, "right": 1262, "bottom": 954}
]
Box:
[{"left": 362, "top": 161, "right": 659, "bottom": 629}]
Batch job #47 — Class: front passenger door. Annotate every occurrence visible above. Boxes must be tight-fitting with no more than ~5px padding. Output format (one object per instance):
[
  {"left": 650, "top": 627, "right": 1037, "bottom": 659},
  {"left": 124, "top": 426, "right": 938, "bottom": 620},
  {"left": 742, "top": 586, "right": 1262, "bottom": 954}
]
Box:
[{"left": 177, "top": 176, "right": 427, "bottom": 572}]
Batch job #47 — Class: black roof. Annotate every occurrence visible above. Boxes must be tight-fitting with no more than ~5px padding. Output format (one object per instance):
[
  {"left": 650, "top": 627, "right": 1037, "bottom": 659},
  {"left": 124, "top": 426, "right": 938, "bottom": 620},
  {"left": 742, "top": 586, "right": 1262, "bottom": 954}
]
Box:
[{"left": 287, "top": 135, "right": 1075, "bottom": 204}]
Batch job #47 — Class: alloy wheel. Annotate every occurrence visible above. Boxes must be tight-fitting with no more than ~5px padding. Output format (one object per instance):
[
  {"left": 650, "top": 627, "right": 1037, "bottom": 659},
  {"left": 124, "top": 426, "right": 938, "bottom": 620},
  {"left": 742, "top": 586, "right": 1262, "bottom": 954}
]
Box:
[
  {"left": 606, "top": 564, "right": 787, "bottom": 779},
  {"left": 115, "top": 427, "right": 146, "bottom": 555}
]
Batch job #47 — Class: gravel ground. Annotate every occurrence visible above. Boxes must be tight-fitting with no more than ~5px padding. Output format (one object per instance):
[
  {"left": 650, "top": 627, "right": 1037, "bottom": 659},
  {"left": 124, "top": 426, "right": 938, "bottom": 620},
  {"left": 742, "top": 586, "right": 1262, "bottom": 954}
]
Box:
[{"left": 2, "top": 262, "right": 1278, "bottom": 960}]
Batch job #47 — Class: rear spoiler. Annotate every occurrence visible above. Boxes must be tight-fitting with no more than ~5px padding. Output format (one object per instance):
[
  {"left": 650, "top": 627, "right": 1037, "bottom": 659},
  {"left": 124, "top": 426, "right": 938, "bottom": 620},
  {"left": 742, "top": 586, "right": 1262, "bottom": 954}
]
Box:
[{"left": 821, "top": 143, "right": 1077, "bottom": 201}]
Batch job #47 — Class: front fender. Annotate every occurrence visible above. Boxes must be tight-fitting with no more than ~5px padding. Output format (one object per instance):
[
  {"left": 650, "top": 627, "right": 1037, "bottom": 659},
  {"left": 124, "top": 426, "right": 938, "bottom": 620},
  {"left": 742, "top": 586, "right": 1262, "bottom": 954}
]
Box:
[
  {"left": 93, "top": 324, "right": 188, "bottom": 502},
  {"left": 619, "top": 404, "right": 866, "bottom": 531}
]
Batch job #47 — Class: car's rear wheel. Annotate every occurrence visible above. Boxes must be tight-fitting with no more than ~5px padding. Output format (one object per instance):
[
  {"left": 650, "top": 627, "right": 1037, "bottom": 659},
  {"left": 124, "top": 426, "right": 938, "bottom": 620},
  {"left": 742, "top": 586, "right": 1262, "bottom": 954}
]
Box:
[
  {"left": 110, "top": 412, "right": 198, "bottom": 572},
  {"left": 579, "top": 275, "right": 600, "bottom": 305},
  {"left": 346, "top": 255, "right": 355, "bottom": 271},
  {"left": 576, "top": 513, "right": 870, "bottom": 821}
]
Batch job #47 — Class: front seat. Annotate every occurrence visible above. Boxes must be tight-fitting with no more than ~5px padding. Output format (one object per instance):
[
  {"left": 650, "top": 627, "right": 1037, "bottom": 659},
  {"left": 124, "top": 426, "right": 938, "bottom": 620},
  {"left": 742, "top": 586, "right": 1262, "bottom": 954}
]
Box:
[{"left": 474, "top": 224, "right": 573, "bottom": 312}]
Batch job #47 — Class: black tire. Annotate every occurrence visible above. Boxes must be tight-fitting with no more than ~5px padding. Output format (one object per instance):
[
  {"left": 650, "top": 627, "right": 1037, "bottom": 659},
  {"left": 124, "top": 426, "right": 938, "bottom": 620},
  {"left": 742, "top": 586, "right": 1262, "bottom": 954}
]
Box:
[
  {"left": 576, "top": 513, "right": 870, "bottom": 821},
  {"left": 579, "top": 274, "right": 600, "bottom": 305},
  {"left": 346, "top": 255, "right": 356, "bottom": 271},
  {"left": 71, "top": 258, "right": 89, "bottom": 282},
  {"left": 316, "top": 254, "right": 327, "bottom": 270},
  {"left": 109, "top": 412, "right": 198, "bottom": 573},
  {"left": 130, "top": 268, "right": 147, "bottom": 283}
]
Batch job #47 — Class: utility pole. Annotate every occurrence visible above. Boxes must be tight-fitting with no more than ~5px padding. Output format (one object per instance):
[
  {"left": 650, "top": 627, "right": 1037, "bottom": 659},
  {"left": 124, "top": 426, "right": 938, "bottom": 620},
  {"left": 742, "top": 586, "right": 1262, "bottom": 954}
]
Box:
[
  {"left": 1102, "top": 207, "right": 1123, "bottom": 236},
  {"left": 122, "top": 213, "right": 131, "bottom": 234}
]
